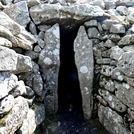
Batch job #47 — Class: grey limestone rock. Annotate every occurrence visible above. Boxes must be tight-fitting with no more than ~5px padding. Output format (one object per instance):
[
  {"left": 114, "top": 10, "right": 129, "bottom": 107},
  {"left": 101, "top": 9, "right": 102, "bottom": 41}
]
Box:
[
  {"left": 100, "top": 65, "right": 115, "bottom": 77},
  {"left": 27, "top": 0, "right": 41, "bottom": 7},
  {"left": 110, "top": 24, "right": 126, "bottom": 34},
  {"left": 0, "top": 72, "right": 18, "bottom": 99},
  {"left": 29, "top": 21, "right": 37, "bottom": 35},
  {"left": 98, "top": 105, "right": 131, "bottom": 134},
  {"left": 0, "top": 37, "right": 12, "bottom": 47},
  {"left": 123, "top": 45, "right": 134, "bottom": 52},
  {"left": 17, "top": 108, "right": 36, "bottom": 134},
  {"left": 0, "top": 95, "right": 14, "bottom": 115},
  {"left": 87, "top": 27, "right": 101, "bottom": 39},
  {"left": 96, "top": 58, "right": 112, "bottom": 65},
  {"left": 115, "top": 82, "right": 134, "bottom": 110},
  {"left": 117, "top": 51, "right": 134, "bottom": 77},
  {"left": 100, "top": 76, "right": 115, "bottom": 92},
  {"left": 0, "top": 46, "right": 32, "bottom": 74},
  {"left": 74, "top": 26, "right": 94, "bottom": 119},
  {"left": 127, "top": 7, "right": 134, "bottom": 24},
  {"left": 110, "top": 46, "right": 124, "bottom": 61},
  {"left": 118, "top": 34, "right": 134, "bottom": 46},
  {"left": 4, "top": 1, "right": 30, "bottom": 27},
  {"left": 0, "top": 96, "right": 29, "bottom": 134},
  {"left": 104, "top": 39, "right": 115, "bottom": 48},
  {"left": 116, "top": 6, "right": 128, "bottom": 16},
  {"left": 84, "top": 20, "right": 98, "bottom": 28},
  {"left": 0, "top": 11, "right": 21, "bottom": 35},
  {"left": 25, "top": 50, "right": 39, "bottom": 60},
  {"left": 38, "top": 24, "right": 60, "bottom": 114},
  {"left": 30, "top": 3, "right": 106, "bottom": 28},
  {"left": 99, "top": 89, "right": 127, "bottom": 112}
]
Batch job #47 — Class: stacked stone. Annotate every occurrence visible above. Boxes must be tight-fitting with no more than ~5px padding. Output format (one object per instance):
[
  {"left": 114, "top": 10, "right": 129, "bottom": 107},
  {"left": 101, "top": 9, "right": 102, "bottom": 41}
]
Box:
[
  {"left": 90, "top": 1, "right": 134, "bottom": 134},
  {"left": 0, "top": 0, "right": 134, "bottom": 133},
  {"left": 0, "top": 1, "right": 45, "bottom": 134}
]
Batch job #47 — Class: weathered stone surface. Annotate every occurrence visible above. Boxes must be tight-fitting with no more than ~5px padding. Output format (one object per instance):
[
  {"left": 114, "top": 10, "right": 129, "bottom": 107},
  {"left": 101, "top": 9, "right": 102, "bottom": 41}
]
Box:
[
  {"left": 84, "top": 20, "right": 98, "bottom": 27},
  {"left": 117, "top": 0, "right": 134, "bottom": 6},
  {"left": 1, "top": 0, "right": 13, "bottom": 5},
  {"left": 87, "top": 27, "right": 101, "bottom": 39},
  {"left": 116, "top": 6, "right": 127, "bottom": 16},
  {"left": 110, "top": 46, "right": 124, "bottom": 60},
  {"left": 28, "top": 0, "right": 41, "bottom": 7},
  {"left": 0, "top": 25, "right": 18, "bottom": 46},
  {"left": 32, "top": 103, "right": 45, "bottom": 125},
  {"left": 16, "top": 27, "right": 37, "bottom": 50},
  {"left": 123, "top": 45, "right": 134, "bottom": 52},
  {"left": 0, "top": 72, "right": 18, "bottom": 99},
  {"left": 100, "top": 65, "right": 115, "bottom": 77},
  {"left": 0, "top": 46, "right": 32, "bottom": 74},
  {"left": 0, "top": 37, "right": 12, "bottom": 47},
  {"left": 0, "top": 11, "right": 21, "bottom": 35},
  {"left": 0, "top": 95, "right": 14, "bottom": 115},
  {"left": 33, "top": 74, "right": 43, "bottom": 96},
  {"left": 25, "top": 51, "right": 38, "bottom": 60},
  {"left": 10, "top": 80, "right": 27, "bottom": 98},
  {"left": 99, "top": 89, "right": 127, "bottom": 112},
  {"left": 29, "top": 21, "right": 37, "bottom": 35},
  {"left": 127, "top": 7, "right": 134, "bottom": 24},
  {"left": 74, "top": 26, "right": 94, "bottom": 119},
  {"left": 98, "top": 105, "right": 131, "bottom": 134},
  {"left": 96, "top": 58, "right": 111, "bottom": 65},
  {"left": 17, "top": 109, "right": 36, "bottom": 134},
  {"left": 104, "top": 39, "right": 115, "bottom": 48},
  {"left": 30, "top": 3, "right": 106, "bottom": 28},
  {"left": 4, "top": 1, "right": 30, "bottom": 27},
  {"left": 38, "top": 24, "right": 60, "bottom": 114},
  {"left": 104, "top": 0, "right": 116, "bottom": 9},
  {"left": 130, "top": 123, "right": 134, "bottom": 133},
  {"left": 97, "top": 95, "right": 107, "bottom": 106},
  {"left": 0, "top": 96, "right": 29, "bottom": 134},
  {"left": 111, "top": 68, "right": 124, "bottom": 81},
  {"left": 118, "top": 34, "right": 134, "bottom": 46},
  {"left": 110, "top": 24, "right": 126, "bottom": 33},
  {"left": 102, "top": 19, "right": 118, "bottom": 30},
  {"left": 100, "top": 77, "right": 115, "bottom": 92},
  {"left": 115, "top": 82, "right": 134, "bottom": 110},
  {"left": 117, "top": 51, "right": 134, "bottom": 77},
  {"left": 38, "top": 24, "right": 51, "bottom": 32}
]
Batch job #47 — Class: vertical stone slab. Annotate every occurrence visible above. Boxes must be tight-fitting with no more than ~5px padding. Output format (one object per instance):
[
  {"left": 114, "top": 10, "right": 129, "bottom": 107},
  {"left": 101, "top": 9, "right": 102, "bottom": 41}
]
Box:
[
  {"left": 38, "top": 23, "right": 60, "bottom": 114},
  {"left": 74, "top": 26, "right": 94, "bottom": 119}
]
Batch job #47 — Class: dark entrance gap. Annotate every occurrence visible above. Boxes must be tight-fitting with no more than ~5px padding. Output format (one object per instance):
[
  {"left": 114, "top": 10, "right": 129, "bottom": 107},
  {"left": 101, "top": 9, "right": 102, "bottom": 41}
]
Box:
[{"left": 58, "top": 26, "right": 83, "bottom": 114}]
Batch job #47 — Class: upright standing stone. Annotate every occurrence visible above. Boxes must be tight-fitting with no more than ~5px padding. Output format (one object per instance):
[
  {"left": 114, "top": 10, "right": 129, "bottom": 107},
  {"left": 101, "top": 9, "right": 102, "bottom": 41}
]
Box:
[
  {"left": 74, "top": 26, "right": 94, "bottom": 119},
  {"left": 38, "top": 24, "right": 60, "bottom": 114}
]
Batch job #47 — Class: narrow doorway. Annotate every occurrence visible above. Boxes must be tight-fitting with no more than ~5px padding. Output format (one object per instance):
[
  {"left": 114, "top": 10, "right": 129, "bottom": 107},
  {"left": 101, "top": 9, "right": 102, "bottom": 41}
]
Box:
[{"left": 58, "top": 27, "right": 83, "bottom": 114}]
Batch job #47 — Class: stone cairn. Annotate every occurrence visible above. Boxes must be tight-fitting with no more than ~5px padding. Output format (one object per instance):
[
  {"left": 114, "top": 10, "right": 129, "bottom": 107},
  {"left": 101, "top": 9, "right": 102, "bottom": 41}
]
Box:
[{"left": 0, "top": 0, "right": 134, "bottom": 133}]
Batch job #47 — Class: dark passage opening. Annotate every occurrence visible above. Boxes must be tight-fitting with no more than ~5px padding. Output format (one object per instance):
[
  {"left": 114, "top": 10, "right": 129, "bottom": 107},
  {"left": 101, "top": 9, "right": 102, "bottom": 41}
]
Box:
[{"left": 58, "top": 27, "right": 83, "bottom": 114}]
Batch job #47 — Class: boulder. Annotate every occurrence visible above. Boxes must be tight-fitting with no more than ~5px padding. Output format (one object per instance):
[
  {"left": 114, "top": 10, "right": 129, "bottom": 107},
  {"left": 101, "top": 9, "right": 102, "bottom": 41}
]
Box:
[
  {"left": 110, "top": 24, "right": 126, "bottom": 34},
  {"left": 0, "top": 46, "right": 32, "bottom": 74},
  {"left": 74, "top": 26, "right": 94, "bottom": 119},
  {"left": 98, "top": 105, "right": 131, "bottom": 134}
]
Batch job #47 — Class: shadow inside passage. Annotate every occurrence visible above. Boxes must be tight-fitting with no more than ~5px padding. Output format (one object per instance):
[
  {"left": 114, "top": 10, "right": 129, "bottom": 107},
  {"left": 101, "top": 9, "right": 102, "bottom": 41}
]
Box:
[{"left": 58, "top": 27, "right": 83, "bottom": 115}]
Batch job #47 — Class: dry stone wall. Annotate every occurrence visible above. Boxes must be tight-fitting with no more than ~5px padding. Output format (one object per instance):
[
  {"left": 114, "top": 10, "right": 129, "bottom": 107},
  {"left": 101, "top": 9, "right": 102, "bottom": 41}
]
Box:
[{"left": 0, "top": 0, "right": 134, "bottom": 134}]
